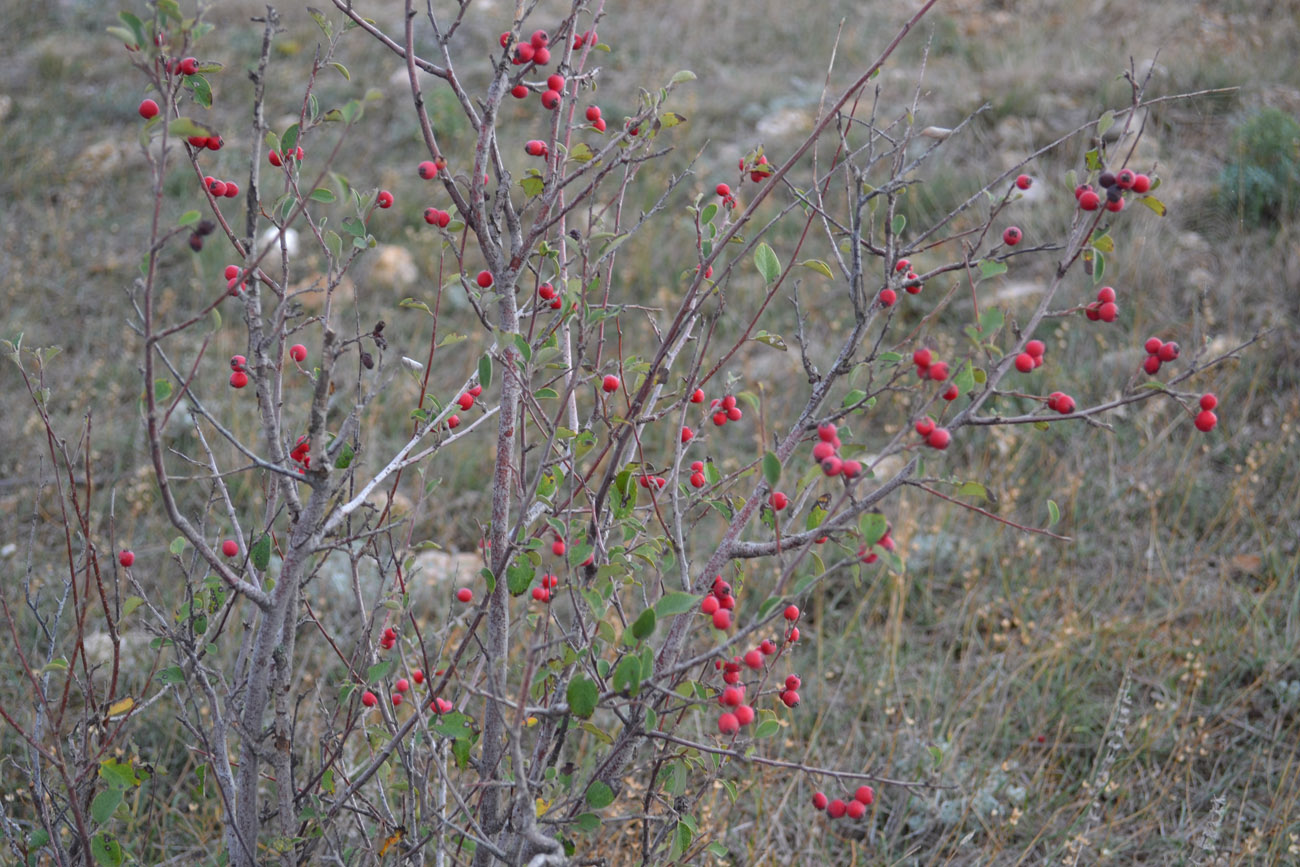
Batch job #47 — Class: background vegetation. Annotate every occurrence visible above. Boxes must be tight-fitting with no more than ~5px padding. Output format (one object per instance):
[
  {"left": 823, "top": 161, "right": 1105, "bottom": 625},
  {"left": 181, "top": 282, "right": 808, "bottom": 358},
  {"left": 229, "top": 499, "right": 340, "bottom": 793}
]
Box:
[{"left": 2, "top": 0, "right": 1298, "bottom": 863}]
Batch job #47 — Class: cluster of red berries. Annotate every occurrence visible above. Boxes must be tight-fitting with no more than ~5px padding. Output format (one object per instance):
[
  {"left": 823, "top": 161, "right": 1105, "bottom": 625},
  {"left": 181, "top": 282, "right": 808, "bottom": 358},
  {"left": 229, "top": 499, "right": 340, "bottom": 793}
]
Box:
[
  {"left": 1193, "top": 393, "right": 1219, "bottom": 432},
  {"left": 289, "top": 435, "right": 311, "bottom": 469},
  {"left": 858, "top": 522, "right": 896, "bottom": 564},
  {"left": 811, "top": 785, "right": 874, "bottom": 820},
  {"left": 223, "top": 264, "right": 247, "bottom": 296},
  {"left": 880, "top": 257, "right": 924, "bottom": 307},
  {"left": 379, "top": 626, "right": 398, "bottom": 651},
  {"left": 1141, "top": 337, "right": 1180, "bottom": 375},
  {"left": 912, "top": 347, "right": 948, "bottom": 382},
  {"left": 267, "top": 146, "right": 304, "bottom": 168},
  {"left": 229, "top": 354, "right": 249, "bottom": 389},
  {"left": 504, "top": 29, "right": 555, "bottom": 66},
  {"left": 164, "top": 55, "right": 201, "bottom": 77},
  {"left": 915, "top": 416, "right": 950, "bottom": 450},
  {"left": 739, "top": 153, "right": 772, "bottom": 183},
  {"left": 202, "top": 175, "right": 240, "bottom": 199},
  {"left": 423, "top": 207, "right": 452, "bottom": 228},
  {"left": 1014, "top": 339, "right": 1047, "bottom": 373},
  {"left": 454, "top": 385, "right": 483, "bottom": 412},
  {"left": 700, "top": 576, "right": 737, "bottom": 630},
  {"left": 1075, "top": 168, "right": 1152, "bottom": 212},
  {"left": 1045, "top": 391, "right": 1076, "bottom": 414},
  {"left": 714, "top": 182, "right": 737, "bottom": 209},
  {"left": 1084, "top": 285, "right": 1120, "bottom": 323},
  {"left": 688, "top": 460, "right": 708, "bottom": 489},
  {"left": 532, "top": 573, "right": 559, "bottom": 603},
  {"left": 185, "top": 133, "right": 224, "bottom": 151},
  {"left": 711, "top": 394, "right": 743, "bottom": 427},
  {"left": 360, "top": 670, "right": 453, "bottom": 713},
  {"left": 638, "top": 473, "right": 667, "bottom": 490},
  {"left": 811, "top": 422, "right": 863, "bottom": 478}
]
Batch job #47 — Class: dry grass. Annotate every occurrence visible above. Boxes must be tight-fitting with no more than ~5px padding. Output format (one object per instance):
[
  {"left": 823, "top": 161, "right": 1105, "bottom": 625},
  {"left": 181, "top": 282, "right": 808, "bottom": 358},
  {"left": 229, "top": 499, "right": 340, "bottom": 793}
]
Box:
[{"left": 1, "top": 0, "right": 1298, "bottom": 864}]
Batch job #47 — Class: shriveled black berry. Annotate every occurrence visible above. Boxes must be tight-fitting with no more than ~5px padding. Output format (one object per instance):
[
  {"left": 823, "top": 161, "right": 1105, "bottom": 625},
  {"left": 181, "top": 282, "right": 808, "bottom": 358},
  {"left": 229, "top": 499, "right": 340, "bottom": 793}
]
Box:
[
  {"left": 1098, "top": 171, "right": 1116, "bottom": 188},
  {"left": 1106, "top": 186, "right": 1123, "bottom": 203},
  {"left": 188, "top": 233, "right": 203, "bottom": 252}
]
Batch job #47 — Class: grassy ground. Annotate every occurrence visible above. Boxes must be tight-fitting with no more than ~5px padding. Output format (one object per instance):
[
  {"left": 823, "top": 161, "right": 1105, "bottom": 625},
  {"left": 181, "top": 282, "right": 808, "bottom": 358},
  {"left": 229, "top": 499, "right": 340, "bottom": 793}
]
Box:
[{"left": 1, "top": 0, "right": 1298, "bottom": 864}]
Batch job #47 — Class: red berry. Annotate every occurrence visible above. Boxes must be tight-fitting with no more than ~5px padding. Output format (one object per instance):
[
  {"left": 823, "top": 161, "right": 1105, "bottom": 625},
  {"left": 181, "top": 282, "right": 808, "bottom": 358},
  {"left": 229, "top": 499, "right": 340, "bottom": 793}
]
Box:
[
  {"left": 780, "top": 690, "right": 800, "bottom": 708},
  {"left": 1144, "top": 337, "right": 1162, "bottom": 356},
  {"left": 230, "top": 371, "right": 249, "bottom": 389},
  {"left": 1098, "top": 301, "right": 1119, "bottom": 322},
  {"left": 1096, "top": 286, "right": 1116, "bottom": 304},
  {"left": 289, "top": 344, "right": 307, "bottom": 363},
  {"left": 927, "top": 427, "right": 951, "bottom": 450},
  {"left": 530, "top": 29, "right": 549, "bottom": 49},
  {"left": 1143, "top": 355, "right": 1162, "bottom": 375},
  {"left": 1194, "top": 409, "right": 1218, "bottom": 432},
  {"left": 601, "top": 374, "right": 620, "bottom": 393},
  {"left": 712, "top": 609, "right": 732, "bottom": 630},
  {"left": 432, "top": 697, "right": 453, "bottom": 714},
  {"left": 511, "top": 84, "right": 528, "bottom": 99},
  {"left": 854, "top": 785, "right": 874, "bottom": 805},
  {"left": 268, "top": 149, "right": 283, "bottom": 167},
  {"left": 701, "top": 595, "right": 720, "bottom": 615},
  {"left": 690, "top": 472, "right": 705, "bottom": 488},
  {"left": 760, "top": 639, "right": 777, "bottom": 655},
  {"left": 474, "top": 270, "right": 493, "bottom": 288},
  {"left": 770, "top": 491, "right": 788, "bottom": 511},
  {"left": 720, "top": 686, "right": 743, "bottom": 707},
  {"left": 592, "top": 117, "right": 607, "bottom": 132},
  {"left": 1115, "top": 169, "right": 1136, "bottom": 190},
  {"left": 395, "top": 678, "right": 410, "bottom": 693},
  {"left": 785, "top": 674, "right": 802, "bottom": 691},
  {"left": 821, "top": 456, "right": 843, "bottom": 476},
  {"left": 1158, "top": 341, "right": 1180, "bottom": 362},
  {"left": 690, "top": 388, "right": 705, "bottom": 404},
  {"left": 513, "top": 43, "right": 535, "bottom": 64},
  {"left": 207, "top": 179, "right": 227, "bottom": 197},
  {"left": 119, "top": 550, "right": 135, "bottom": 567},
  {"left": 879, "top": 287, "right": 897, "bottom": 306},
  {"left": 540, "top": 89, "right": 561, "bottom": 109},
  {"left": 904, "top": 272, "right": 923, "bottom": 294},
  {"left": 812, "top": 792, "right": 829, "bottom": 811},
  {"left": 222, "top": 539, "right": 238, "bottom": 557},
  {"left": 928, "top": 361, "right": 949, "bottom": 382},
  {"left": 525, "top": 139, "right": 547, "bottom": 157},
  {"left": 531, "top": 586, "right": 550, "bottom": 603},
  {"left": 1015, "top": 174, "right": 1032, "bottom": 190},
  {"left": 456, "top": 587, "right": 473, "bottom": 603},
  {"left": 744, "top": 650, "right": 764, "bottom": 670},
  {"left": 912, "top": 348, "right": 932, "bottom": 369},
  {"left": 223, "top": 181, "right": 239, "bottom": 198},
  {"left": 846, "top": 800, "right": 866, "bottom": 819},
  {"left": 786, "top": 627, "right": 800, "bottom": 642},
  {"left": 827, "top": 799, "right": 847, "bottom": 819},
  {"left": 138, "top": 98, "right": 159, "bottom": 119},
  {"left": 915, "top": 416, "right": 936, "bottom": 437},
  {"left": 457, "top": 393, "right": 474, "bottom": 411},
  {"left": 784, "top": 605, "right": 800, "bottom": 621},
  {"left": 447, "top": 415, "right": 460, "bottom": 429},
  {"left": 1084, "top": 302, "right": 1102, "bottom": 321},
  {"left": 392, "top": 693, "right": 403, "bottom": 706},
  {"left": 418, "top": 160, "right": 438, "bottom": 180},
  {"left": 895, "top": 258, "right": 911, "bottom": 273},
  {"left": 1015, "top": 353, "right": 1035, "bottom": 373},
  {"left": 1105, "top": 197, "right": 1125, "bottom": 213},
  {"left": 412, "top": 669, "right": 424, "bottom": 684},
  {"left": 1079, "top": 190, "right": 1101, "bottom": 210},
  {"left": 1200, "top": 393, "right": 1218, "bottom": 411},
  {"left": 715, "top": 182, "right": 731, "bottom": 198},
  {"left": 1053, "top": 393, "right": 1076, "bottom": 414},
  {"left": 1002, "top": 226, "right": 1023, "bottom": 246},
  {"left": 585, "top": 106, "right": 603, "bottom": 123},
  {"left": 436, "top": 210, "right": 451, "bottom": 228},
  {"left": 718, "top": 712, "right": 740, "bottom": 735},
  {"left": 726, "top": 406, "right": 742, "bottom": 422},
  {"left": 734, "top": 705, "right": 755, "bottom": 727},
  {"left": 424, "top": 208, "right": 439, "bottom": 225},
  {"left": 1131, "top": 173, "right": 1152, "bottom": 194},
  {"left": 361, "top": 690, "right": 378, "bottom": 708},
  {"left": 179, "top": 57, "right": 198, "bottom": 76}
]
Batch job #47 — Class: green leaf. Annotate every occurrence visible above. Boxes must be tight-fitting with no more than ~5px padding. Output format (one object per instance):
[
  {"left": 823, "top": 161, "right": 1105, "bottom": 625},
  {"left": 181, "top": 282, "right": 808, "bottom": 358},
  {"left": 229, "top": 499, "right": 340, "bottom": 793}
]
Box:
[
  {"left": 752, "top": 330, "right": 787, "bottom": 351},
  {"left": 575, "top": 812, "right": 601, "bottom": 832},
  {"left": 329, "top": 61, "right": 350, "bottom": 81},
  {"left": 478, "top": 354, "right": 493, "bottom": 390},
  {"left": 956, "top": 481, "right": 988, "bottom": 501},
  {"left": 612, "top": 655, "right": 641, "bottom": 696},
  {"left": 979, "top": 259, "right": 1008, "bottom": 280},
  {"left": 535, "top": 387, "right": 558, "bottom": 399},
  {"left": 90, "top": 832, "right": 124, "bottom": 866},
  {"left": 707, "top": 841, "right": 729, "bottom": 858},
  {"left": 334, "top": 442, "right": 354, "bottom": 469},
  {"left": 281, "top": 123, "right": 300, "bottom": 153},
  {"left": 250, "top": 534, "right": 271, "bottom": 570},
  {"left": 512, "top": 333, "right": 532, "bottom": 363},
  {"left": 183, "top": 74, "right": 212, "bottom": 109},
  {"left": 630, "top": 608, "right": 656, "bottom": 641},
  {"left": 1097, "top": 110, "right": 1115, "bottom": 140},
  {"left": 1138, "top": 195, "right": 1167, "bottom": 216},
  {"left": 90, "top": 787, "right": 122, "bottom": 825},
  {"left": 799, "top": 258, "right": 833, "bottom": 279},
  {"left": 566, "top": 676, "right": 599, "bottom": 718},
  {"left": 177, "top": 210, "right": 201, "bottom": 227},
  {"left": 891, "top": 213, "right": 906, "bottom": 235},
  {"left": 669, "top": 70, "right": 697, "bottom": 84},
  {"left": 979, "top": 307, "right": 1004, "bottom": 335},
  {"left": 168, "top": 536, "right": 186, "bottom": 556},
  {"left": 753, "top": 719, "right": 781, "bottom": 738},
  {"left": 1093, "top": 251, "right": 1106, "bottom": 285},
  {"left": 700, "top": 202, "right": 718, "bottom": 225},
  {"left": 167, "top": 117, "right": 213, "bottom": 139},
  {"left": 842, "top": 389, "right": 867, "bottom": 408},
  {"left": 762, "top": 451, "right": 781, "bottom": 487},
  {"left": 659, "top": 111, "right": 686, "bottom": 129},
  {"left": 398, "top": 297, "right": 434, "bottom": 315},
  {"left": 1085, "top": 148, "right": 1103, "bottom": 172},
  {"left": 309, "top": 187, "right": 336, "bottom": 203},
  {"left": 307, "top": 6, "right": 333, "bottom": 37},
  {"left": 367, "top": 660, "right": 392, "bottom": 683},
  {"left": 325, "top": 229, "right": 342, "bottom": 262},
  {"left": 153, "top": 378, "right": 173, "bottom": 403},
  {"left": 1047, "top": 499, "right": 1060, "bottom": 527},
  {"left": 568, "top": 142, "right": 595, "bottom": 163},
  {"left": 520, "top": 173, "right": 544, "bottom": 197},
  {"left": 159, "top": 666, "right": 186, "bottom": 685},
  {"left": 859, "top": 513, "right": 887, "bottom": 545},
  {"left": 98, "top": 758, "right": 144, "bottom": 790},
  {"left": 585, "top": 781, "right": 615, "bottom": 809},
  {"left": 754, "top": 242, "right": 781, "bottom": 284},
  {"left": 614, "top": 469, "right": 638, "bottom": 520},
  {"left": 507, "top": 563, "right": 534, "bottom": 596},
  {"left": 654, "top": 591, "right": 699, "bottom": 617},
  {"left": 341, "top": 99, "right": 363, "bottom": 124}
]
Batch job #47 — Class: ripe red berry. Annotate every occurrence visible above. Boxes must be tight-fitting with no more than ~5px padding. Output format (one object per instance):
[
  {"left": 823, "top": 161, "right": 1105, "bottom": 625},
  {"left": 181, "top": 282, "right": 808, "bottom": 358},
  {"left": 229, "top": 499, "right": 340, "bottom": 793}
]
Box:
[
  {"left": 780, "top": 689, "right": 800, "bottom": 707},
  {"left": 230, "top": 371, "right": 249, "bottom": 389},
  {"left": 712, "top": 609, "right": 732, "bottom": 630},
  {"left": 1144, "top": 337, "right": 1163, "bottom": 355},
  {"left": 457, "top": 393, "right": 474, "bottom": 411},
  {"left": 551, "top": 538, "right": 566, "bottom": 557},
  {"left": 1115, "top": 169, "right": 1136, "bottom": 190},
  {"left": 447, "top": 414, "right": 460, "bottom": 429},
  {"left": 530, "top": 29, "right": 549, "bottom": 49},
  {"left": 119, "top": 550, "right": 135, "bottom": 567},
  {"left": 915, "top": 416, "right": 936, "bottom": 437},
  {"left": 289, "top": 344, "right": 307, "bottom": 363},
  {"left": 513, "top": 43, "right": 535, "bottom": 64},
  {"left": 1051, "top": 393, "right": 1076, "bottom": 414},
  {"left": 222, "top": 539, "right": 238, "bottom": 557},
  {"left": 361, "top": 690, "right": 378, "bottom": 707},
  {"left": 601, "top": 374, "right": 620, "bottom": 393},
  {"left": 690, "top": 388, "right": 705, "bottom": 404},
  {"left": 1098, "top": 301, "right": 1118, "bottom": 322},
  {"left": 1142, "top": 355, "right": 1162, "bottom": 375},
  {"left": 392, "top": 693, "right": 403, "bottom": 706},
  {"left": 784, "top": 605, "right": 800, "bottom": 621},
  {"left": 223, "top": 181, "right": 239, "bottom": 198},
  {"left": 855, "top": 785, "right": 874, "bottom": 805},
  {"left": 424, "top": 208, "right": 439, "bottom": 225},
  {"left": 1194, "top": 409, "right": 1218, "bottom": 432},
  {"left": 207, "top": 179, "right": 227, "bottom": 197},
  {"left": 179, "top": 57, "right": 198, "bottom": 76},
  {"left": 431, "top": 697, "right": 453, "bottom": 714},
  {"left": 720, "top": 686, "right": 744, "bottom": 707},
  {"left": 456, "top": 587, "right": 473, "bottom": 603},
  {"left": 912, "top": 348, "right": 932, "bottom": 369},
  {"left": 744, "top": 649, "right": 764, "bottom": 670},
  {"left": 821, "top": 456, "right": 843, "bottom": 476},
  {"left": 715, "top": 182, "right": 732, "bottom": 198},
  {"left": 1158, "top": 341, "right": 1180, "bottom": 362},
  {"left": 812, "top": 792, "right": 829, "bottom": 811},
  {"left": 1105, "top": 197, "right": 1125, "bottom": 213},
  {"left": 786, "top": 674, "right": 802, "bottom": 691},
  {"left": 847, "top": 800, "right": 866, "bottom": 819},
  {"left": 475, "top": 270, "right": 493, "bottom": 288},
  {"left": 1200, "top": 393, "right": 1218, "bottom": 411},
  {"left": 1015, "top": 353, "right": 1035, "bottom": 373},
  {"left": 511, "top": 84, "right": 528, "bottom": 99},
  {"left": 895, "top": 258, "right": 911, "bottom": 273},
  {"left": 138, "top": 98, "right": 159, "bottom": 119},
  {"left": 734, "top": 705, "right": 755, "bottom": 727},
  {"left": 879, "top": 287, "right": 897, "bottom": 306},
  {"left": 1015, "top": 174, "right": 1032, "bottom": 190},
  {"left": 1131, "top": 173, "right": 1152, "bottom": 194},
  {"left": 905, "top": 272, "right": 923, "bottom": 294},
  {"left": 786, "top": 627, "right": 800, "bottom": 642},
  {"left": 928, "top": 361, "right": 949, "bottom": 382},
  {"left": 525, "top": 139, "right": 547, "bottom": 157},
  {"left": 827, "top": 799, "right": 847, "bottom": 819},
  {"left": 927, "top": 427, "right": 951, "bottom": 450},
  {"left": 395, "top": 678, "right": 410, "bottom": 693},
  {"left": 436, "top": 210, "right": 451, "bottom": 228},
  {"left": 540, "top": 89, "right": 561, "bottom": 109},
  {"left": 843, "top": 458, "right": 864, "bottom": 476},
  {"left": 718, "top": 712, "right": 740, "bottom": 735},
  {"left": 412, "top": 670, "right": 424, "bottom": 684},
  {"left": 701, "top": 595, "right": 720, "bottom": 616},
  {"left": 726, "top": 406, "right": 742, "bottom": 422},
  {"left": 418, "top": 160, "right": 438, "bottom": 180},
  {"left": 531, "top": 586, "right": 551, "bottom": 603},
  {"left": 1078, "top": 190, "right": 1101, "bottom": 211},
  {"left": 1096, "top": 286, "right": 1116, "bottom": 304},
  {"left": 769, "top": 491, "right": 789, "bottom": 511},
  {"left": 1002, "top": 226, "right": 1023, "bottom": 246}
]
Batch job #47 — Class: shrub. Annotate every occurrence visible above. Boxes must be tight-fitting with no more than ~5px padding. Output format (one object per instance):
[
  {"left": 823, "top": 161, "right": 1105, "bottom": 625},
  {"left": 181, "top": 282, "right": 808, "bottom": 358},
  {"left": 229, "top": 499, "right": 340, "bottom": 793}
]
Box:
[{"left": 1216, "top": 107, "right": 1300, "bottom": 227}]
